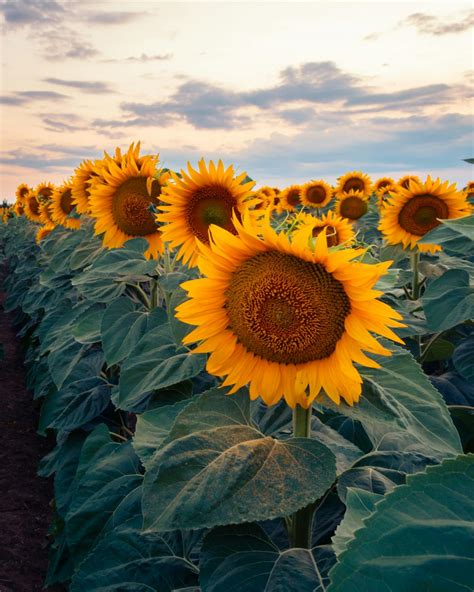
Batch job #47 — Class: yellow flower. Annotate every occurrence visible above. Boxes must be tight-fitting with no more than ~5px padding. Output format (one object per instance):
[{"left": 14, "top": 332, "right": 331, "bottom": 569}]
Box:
[
  {"left": 157, "top": 159, "right": 256, "bottom": 266},
  {"left": 336, "top": 190, "right": 370, "bottom": 221},
  {"left": 36, "top": 225, "right": 54, "bottom": 243},
  {"left": 379, "top": 176, "right": 469, "bottom": 253},
  {"left": 15, "top": 183, "right": 31, "bottom": 202},
  {"left": 71, "top": 159, "right": 97, "bottom": 215},
  {"left": 293, "top": 210, "right": 355, "bottom": 248},
  {"left": 398, "top": 174, "right": 420, "bottom": 190},
  {"left": 279, "top": 185, "right": 302, "bottom": 211},
  {"left": 88, "top": 142, "right": 164, "bottom": 259},
  {"left": 176, "top": 215, "right": 404, "bottom": 408},
  {"left": 24, "top": 191, "right": 42, "bottom": 223},
  {"left": 14, "top": 201, "right": 24, "bottom": 216},
  {"left": 51, "top": 181, "right": 81, "bottom": 229},
  {"left": 39, "top": 201, "right": 55, "bottom": 227},
  {"left": 335, "top": 171, "right": 372, "bottom": 198},
  {"left": 35, "top": 182, "right": 55, "bottom": 202},
  {"left": 374, "top": 177, "right": 395, "bottom": 195},
  {"left": 300, "top": 180, "right": 332, "bottom": 208}
]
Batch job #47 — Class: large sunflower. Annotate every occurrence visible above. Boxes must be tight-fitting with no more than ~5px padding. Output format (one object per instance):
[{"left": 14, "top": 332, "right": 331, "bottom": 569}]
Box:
[
  {"left": 300, "top": 180, "right": 332, "bottom": 208},
  {"left": 88, "top": 144, "right": 164, "bottom": 259},
  {"left": 379, "top": 176, "right": 469, "bottom": 253},
  {"left": 157, "top": 159, "right": 256, "bottom": 266},
  {"left": 293, "top": 210, "right": 355, "bottom": 248},
  {"left": 279, "top": 185, "right": 302, "bottom": 211},
  {"left": 336, "top": 189, "right": 370, "bottom": 221},
  {"left": 51, "top": 181, "right": 81, "bottom": 229},
  {"left": 24, "top": 190, "right": 42, "bottom": 223},
  {"left": 176, "top": 216, "right": 404, "bottom": 408},
  {"left": 15, "top": 183, "right": 31, "bottom": 202},
  {"left": 398, "top": 174, "right": 420, "bottom": 190},
  {"left": 335, "top": 171, "right": 372, "bottom": 198}
]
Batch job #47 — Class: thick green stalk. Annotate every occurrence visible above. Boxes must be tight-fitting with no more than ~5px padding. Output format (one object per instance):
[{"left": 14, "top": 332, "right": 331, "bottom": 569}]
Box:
[
  {"left": 289, "top": 403, "right": 313, "bottom": 549},
  {"left": 411, "top": 251, "right": 420, "bottom": 300}
]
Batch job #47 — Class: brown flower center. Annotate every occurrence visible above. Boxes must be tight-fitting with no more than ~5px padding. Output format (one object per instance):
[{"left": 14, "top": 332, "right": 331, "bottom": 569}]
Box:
[
  {"left": 60, "top": 189, "right": 74, "bottom": 214},
  {"left": 343, "top": 177, "right": 365, "bottom": 192},
  {"left": 312, "top": 224, "right": 339, "bottom": 247},
  {"left": 398, "top": 194, "right": 449, "bottom": 236},
  {"left": 20, "top": 187, "right": 29, "bottom": 197},
  {"left": 29, "top": 196, "right": 40, "bottom": 215},
  {"left": 38, "top": 188, "right": 53, "bottom": 200},
  {"left": 225, "top": 251, "right": 350, "bottom": 364},
  {"left": 306, "top": 185, "right": 328, "bottom": 205},
  {"left": 339, "top": 196, "right": 368, "bottom": 220},
  {"left": 286, "top": 188, "right": 301, "bottom": 207},
  {"left": 377, "top": 180, "right": 391, "bottom": 190},
  {"left": 112, "top": 177, "right": 160, "bottom": 236},
  {"left": 186, "top": 184, "right": 238, "bottom": 244}
]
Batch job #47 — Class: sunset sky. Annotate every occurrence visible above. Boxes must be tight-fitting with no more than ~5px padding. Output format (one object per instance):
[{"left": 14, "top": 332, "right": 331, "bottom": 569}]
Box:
[{"left": 1, "top": 0, "right": 473, "bottom": 200}]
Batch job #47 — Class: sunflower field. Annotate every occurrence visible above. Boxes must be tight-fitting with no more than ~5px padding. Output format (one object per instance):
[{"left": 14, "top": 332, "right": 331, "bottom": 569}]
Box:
[{"left": 1, "top": 143, "right": 473, "bottom": 591}]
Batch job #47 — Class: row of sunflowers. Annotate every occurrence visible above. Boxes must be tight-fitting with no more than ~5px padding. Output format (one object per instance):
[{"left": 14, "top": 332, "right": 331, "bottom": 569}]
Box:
[{"left": 1, "top": 142, "right": 473, "bottom": 590}]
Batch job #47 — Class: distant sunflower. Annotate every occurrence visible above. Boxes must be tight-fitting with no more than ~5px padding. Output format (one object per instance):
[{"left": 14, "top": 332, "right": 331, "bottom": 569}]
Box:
[
  {"left": 280, "top": 185, "right": 302, "bottom": 211},
  {"left": 300, "top": 180, "right": 332, "bottom": 208},
  {"left": 293, "top": 210, "right": 355, "bottom": 247},
  {"left": 157, "top": 159, "right": 256, "bottom": 266},
  {"left": 466, "top": 181, "right": 474, "bottom": 192},
  {"left": 374, "top": 177, "right": 395, "bottom": 195},
  {"left": 51, "top": 181, "right": 81, "bottom": 229},
  {"left": 14, "top": 201, "right": 24, "bottom": 216},
  {"left": 36, "top": 182, "right": 55, "bottom": 202},
  {"left": 72, "top": 160, "right": 97, "bottom": 215},
  {"left": 258, "top": 186, "right": 276, "bottom": 200},
  {"left": 379, "top": 176, "right": 469, "bottom": 253},
  {"left": 176, "top": 216, "right": 403, "bottom": 408},
  {"left": 398, "top": 175, "right": 420, "bottom": 190},
  {"left": 88, "top": 143, "right": 164, "bottom": 259},
  {"left": 335, "top": 171, "right": 372, "bottom": 198},
  {"left": 24, "top": 191, "right": 42, "bottom": 223},
  {"left": 16, "top": 183, "right": 31, "bottom": 202},
  {"left": 252, "top": 191, "right": 271, "bottom": 211},
  {"left": 375, "top": 182, "right": 398, "bottom": 208},
  {"left": 36, "top": 225, "right": 54, "bottom": 243},
  {"left": 39, "top": 201, "right": 55, "bottom": 227},
  {"left": 336, "top": 189, "right": 370, "bottom": 221}
]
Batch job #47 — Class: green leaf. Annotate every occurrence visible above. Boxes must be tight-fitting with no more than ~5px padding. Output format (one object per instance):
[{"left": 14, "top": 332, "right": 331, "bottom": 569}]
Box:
[
  {"left": 323, "top": 345, "right": 462, "bottom": 459},
  {"left": 418, "top": 216, "right": 474, "bottom": 255},
  {"left": 72, "top": 304, "right": 105, "bottom": 344},
  {"left": 328, "top": 454, "right": 474, "bottom": 592},
  {"left": 201, "top": 523, "right": 332, "bottom": 592},
  {"left": 142, "top": 389, "right": 336, "bottom": 532},
  {"left": 117, "top": 326, "right": 205, "bottom": 411},
  {"left": 422, "top": 337, "right": 455, "bottom": 362},
  {"left": 453, "top": 336, "right": 474, "bottom": 382},
  {"left": 101, "top": 298, "right": 167, "bottom": 366},
  {"left": 422, "top": 269, "right": 474, "bottom": 332},
  {"left": 332, "top": 488, "right": 382, "bottom": 556}
]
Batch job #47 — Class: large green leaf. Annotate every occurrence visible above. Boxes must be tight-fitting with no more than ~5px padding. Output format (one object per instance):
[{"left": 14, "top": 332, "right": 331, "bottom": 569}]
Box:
[
  {"left": 117, "top": 325, "right": 205, "bottom": 411},
  {"left": 321, "top": 345, "right": 461, "bottom": 459},
  {"left": 422, "top": 269, "right": 474, "bottom": 331},
  {"left": 200, "top": 523, "right": 332, "bottom": 592},
  {"left": 101, "top": 298, "right": 167, "bottom": 366},
  {"left": 328, "top": 454, "right": 474, "bottom": 592},
  {"left": 142, "top": 389, "right": 336, "bottom": 532},
  {"left": 418, "top": 215, "right": 474, "bottom": 253},
  {"left": 72, "top": 304, "right": 105, "bottom": 344}
]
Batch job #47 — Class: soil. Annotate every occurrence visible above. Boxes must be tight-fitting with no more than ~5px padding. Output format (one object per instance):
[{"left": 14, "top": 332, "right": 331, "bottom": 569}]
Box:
[{"left": 0, "top": 268, "right": 65, "bottom": 592}]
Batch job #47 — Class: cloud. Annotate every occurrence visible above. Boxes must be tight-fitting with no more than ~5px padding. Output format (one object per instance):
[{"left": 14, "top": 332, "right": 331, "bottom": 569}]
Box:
[
  {"left": 38, "top": 27, "right": 99, "bottom": 60},
  {"left": 92, "top": 60, "right": 468, "bottom": 131},
  {"left": 81, "top": 11, "right": 145, "bottom": 25},
  {"left": 0, "top": 0, "right": 64, "bottom": 28},
  {"left": 402, "top": 10, "right": 474, "bottom": 36},
  {"left": 363, "top": 32, "right": 380, "bottom": 41},
  {"left": 0, "top": 91, "right": 69, "bottom": 105},
  {"left": 102, "top": 53, "right": 173, "bottom": 64},
  {"left": 43, "top": 77, "right": 113, "bottom": 93},
  {"left": 0, "top": 144, "right": 101, "bottom": 171}
]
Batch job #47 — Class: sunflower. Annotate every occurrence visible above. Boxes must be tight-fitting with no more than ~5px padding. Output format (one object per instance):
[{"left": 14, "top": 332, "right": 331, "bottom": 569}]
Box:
[
  {"left": 36, "top": 182, "right": 55, "bottom": 202},
  {"left": 24, "top": 190, "right": 42, "bottom": 223},
  {"left": 335, "top": 171, "right": 372, "bottom": 198},
  {"left": 157, "top": 159, "right": 256, "bottom": 266},
  {"left": 15, "top": 183, "right": 31, "bottom": 202},
  {"left": 336, "top": 189, "right": 370, "bottom": 221},
  {"left": 293, "top": 210, "right": 355, "bottom": 248},
  {"left": 14, "top": 201, "right": 24, "bottom": 216},
  {"left": 398, "top": 174, "right": 420, "bottom": 190},
  {"left": 50, "top": 181, "right": 81, "bottom": 229},
  {"left": 279, "top": 185, "right": 302, "bottom": 211},
  {"left": 379, "top": 176, "right": 469, "bottom": 253},
  {"left": 374, "top": 177, "right": 395, "bottom": 195},
  {"left": 88, "top": 143, "right": 164, "bottom": 259},
  {"left": 375, "top": 181, "right": 398, "bottom": 208},
  {"left": 39, "top": 200, "right": 55, "bottom": 227},
  {"left": 252, "top": 191, "right": 271, "bottom": 211},
  {"left": 300, "top": 180, "right": 332, "bottom": 208},
  {"left": 257, "top": 186, "right": 276, "bottom": 200},
  {"left": 71, "top": 159, "right": 97, "bottom": 215},
  {"left": 176, "top": 215, "right": 404, "bottom": 408},
  {"left": 36, "top": 225, "right": 54, "bottom": 243}
]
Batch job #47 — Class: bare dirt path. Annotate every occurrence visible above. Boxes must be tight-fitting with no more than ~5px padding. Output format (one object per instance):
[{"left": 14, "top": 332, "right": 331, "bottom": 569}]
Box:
[{"left": 0, "top": 268, "right": 64, "bottom": 592}]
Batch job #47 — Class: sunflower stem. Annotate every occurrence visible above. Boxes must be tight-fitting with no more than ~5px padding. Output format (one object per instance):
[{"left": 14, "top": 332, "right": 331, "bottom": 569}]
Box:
[
  {"left": 290, "top": 403, "right": 313, "bottom": 549},
  {"left": 151, "top": 279, "right": 159, "bottom": 308},
  {"left": 411, "top": 251, "right": 420, "bottom": 300}
]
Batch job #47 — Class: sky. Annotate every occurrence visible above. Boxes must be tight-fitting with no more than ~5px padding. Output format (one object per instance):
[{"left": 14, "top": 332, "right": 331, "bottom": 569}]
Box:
[{"left": 0, "top": 0, "right": 473, "bottom": 201}]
